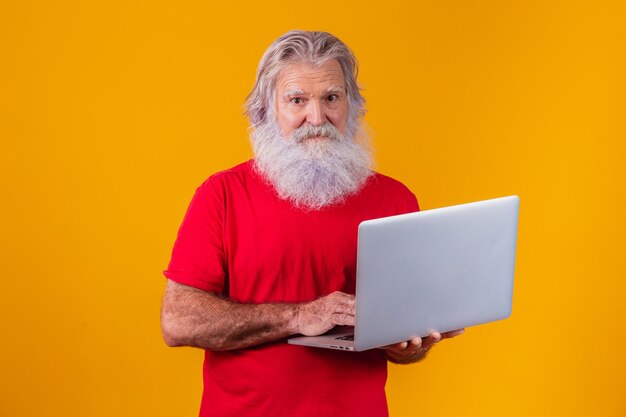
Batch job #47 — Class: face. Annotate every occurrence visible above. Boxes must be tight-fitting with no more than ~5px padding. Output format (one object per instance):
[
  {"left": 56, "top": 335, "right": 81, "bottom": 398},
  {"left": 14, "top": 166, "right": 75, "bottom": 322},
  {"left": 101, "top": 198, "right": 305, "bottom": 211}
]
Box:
[{"left": 274, "top": 59, "right": 349, "bottom": 138}]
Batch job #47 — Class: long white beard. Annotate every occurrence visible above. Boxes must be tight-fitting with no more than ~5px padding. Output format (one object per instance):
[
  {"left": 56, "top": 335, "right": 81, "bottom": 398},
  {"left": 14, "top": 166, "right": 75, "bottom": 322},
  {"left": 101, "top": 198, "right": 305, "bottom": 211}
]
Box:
[{"left": 251, "top": 121, "right": 374, "bottom": 211}]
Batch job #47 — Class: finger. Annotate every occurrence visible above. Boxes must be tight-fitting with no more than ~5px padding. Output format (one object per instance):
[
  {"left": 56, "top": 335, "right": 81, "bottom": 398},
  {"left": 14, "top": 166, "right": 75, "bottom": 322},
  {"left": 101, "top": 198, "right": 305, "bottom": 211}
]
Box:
[
  {"left": 380, "top": 346, "right": 403, "bottom": 355},
  {"left": 425, "top": 332, "right": 441, "bottom": 342},
  {"left": 331, "top": 313, "right": 355, "bottom": 326},
  {"left": 378, "top": 343, "right": 400, "bottom": 350},
  {"left": 332, "top": 303, "right": 355, "bottom": 315},
  {"left": 382, "top": 342, "right": 406, "bottom": 352},
  {"left": 441, "top": 328, "right": 465, "bottom": 338},
  {"left": 379, "top": 340, "right": 410, "bottom": 352},
  {"left": 421, "top": 332, "right": 441, "bottom": 348},
  {"left": 331, "top": 293, "right": 356, "bottom": 313},
  {"left": 408, "top": 337, "right": 422, "bottom": 348},
  {"left": 382, "top": 346, "right": 412, "bottom": 356},
  {"left": 320, "top": 294, "right": 355, "bottom": 316},
  {"left": 330, "top": 291, "right": 355, "bottom": 302}
]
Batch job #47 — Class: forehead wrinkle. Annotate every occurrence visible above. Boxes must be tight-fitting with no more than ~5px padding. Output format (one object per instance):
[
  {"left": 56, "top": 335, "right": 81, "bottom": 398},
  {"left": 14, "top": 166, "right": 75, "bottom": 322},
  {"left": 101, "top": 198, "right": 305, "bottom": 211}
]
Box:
[
  {"left": 279, "top": 72, "right": 344, "bottom": 87},
  {"left": 276, "top": 61, "right": 345, "bottom": 95}
]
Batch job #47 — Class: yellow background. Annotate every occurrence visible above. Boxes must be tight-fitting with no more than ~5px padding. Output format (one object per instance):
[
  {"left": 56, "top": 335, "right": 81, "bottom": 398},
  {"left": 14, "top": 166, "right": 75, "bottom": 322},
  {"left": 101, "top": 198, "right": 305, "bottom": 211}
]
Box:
[{"left": 2, "top": 1, "right": 625, "bottom": 416}]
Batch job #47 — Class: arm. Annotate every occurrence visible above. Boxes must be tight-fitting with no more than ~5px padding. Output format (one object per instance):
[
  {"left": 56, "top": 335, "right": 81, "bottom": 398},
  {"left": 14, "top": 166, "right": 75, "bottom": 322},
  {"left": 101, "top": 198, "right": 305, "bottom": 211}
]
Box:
[{"left": 160, "top": 280, "right": 355, "bottom": 351}]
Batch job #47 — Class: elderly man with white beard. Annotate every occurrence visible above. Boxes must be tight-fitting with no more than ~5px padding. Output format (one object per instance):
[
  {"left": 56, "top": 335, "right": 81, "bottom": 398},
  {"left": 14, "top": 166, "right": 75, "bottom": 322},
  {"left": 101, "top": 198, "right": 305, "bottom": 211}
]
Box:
[{"left": 161, "top": 30, "right": 463, "bottom": 417}]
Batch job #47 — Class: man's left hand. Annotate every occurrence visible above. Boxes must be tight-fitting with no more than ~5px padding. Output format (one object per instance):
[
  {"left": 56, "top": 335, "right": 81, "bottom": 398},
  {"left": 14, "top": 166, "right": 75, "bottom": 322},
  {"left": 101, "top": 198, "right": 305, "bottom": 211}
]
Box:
[{"left": 381, "top": 329, "right": 465, "bottom": 364}]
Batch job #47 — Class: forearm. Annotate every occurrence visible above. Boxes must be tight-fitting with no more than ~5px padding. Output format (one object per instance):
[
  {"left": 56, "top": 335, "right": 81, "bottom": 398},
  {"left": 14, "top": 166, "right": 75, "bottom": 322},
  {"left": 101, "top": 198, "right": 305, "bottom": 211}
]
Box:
[{"left": 161, "top": 280, "right": 300, "bottom": 351}]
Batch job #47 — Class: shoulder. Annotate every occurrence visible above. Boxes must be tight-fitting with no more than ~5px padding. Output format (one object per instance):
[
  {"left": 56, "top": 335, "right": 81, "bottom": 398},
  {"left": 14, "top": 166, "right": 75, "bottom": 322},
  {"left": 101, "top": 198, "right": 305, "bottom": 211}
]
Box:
[
  {"left": 361, "top": 171, "right": 420, "bottom": 212},
  {"left": 199, "top": 160, "right": 254, "bottom": 188},
  {"left": 195, "top": 160, "right": 256, "bottom": 196},
  {"left": 181, "top": 161, "right": 256, "bottom": 214},
  {"left": 367, "top": 172, "right": 415, "bottom": 198}
]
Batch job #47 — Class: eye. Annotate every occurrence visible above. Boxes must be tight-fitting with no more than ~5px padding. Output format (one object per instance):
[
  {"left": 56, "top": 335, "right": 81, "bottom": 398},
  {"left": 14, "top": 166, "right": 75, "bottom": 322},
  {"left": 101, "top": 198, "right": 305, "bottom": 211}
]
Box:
[
  {"left": 291, "top": 97, "right": 303, "bottom": 105},
  {"left": 326, "top": 94, "right": 339, "bottom": 103}
]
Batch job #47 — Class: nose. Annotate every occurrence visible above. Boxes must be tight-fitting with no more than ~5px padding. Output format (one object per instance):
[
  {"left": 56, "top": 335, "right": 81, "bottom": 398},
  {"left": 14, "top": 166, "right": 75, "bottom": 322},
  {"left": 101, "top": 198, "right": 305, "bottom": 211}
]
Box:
[{"left": 305, "top": 100, "right": 325, "bottom": 126}]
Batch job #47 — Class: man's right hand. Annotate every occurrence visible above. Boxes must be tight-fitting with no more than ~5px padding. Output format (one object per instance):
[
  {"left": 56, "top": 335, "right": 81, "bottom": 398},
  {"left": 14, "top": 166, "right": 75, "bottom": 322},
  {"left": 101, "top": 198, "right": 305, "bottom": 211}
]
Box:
[
  {"left": 162, "top": 281, "right": 355, "bottom": 351},
  {"left": 296, "top": 291, "right": 355, "bottom": 336}
]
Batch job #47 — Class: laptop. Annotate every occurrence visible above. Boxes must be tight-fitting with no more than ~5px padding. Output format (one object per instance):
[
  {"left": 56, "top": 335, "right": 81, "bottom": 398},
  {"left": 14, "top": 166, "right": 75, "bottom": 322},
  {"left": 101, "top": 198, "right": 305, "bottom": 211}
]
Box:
[{"left": 288, "top": 195, "right": 520, "bottom": 351}]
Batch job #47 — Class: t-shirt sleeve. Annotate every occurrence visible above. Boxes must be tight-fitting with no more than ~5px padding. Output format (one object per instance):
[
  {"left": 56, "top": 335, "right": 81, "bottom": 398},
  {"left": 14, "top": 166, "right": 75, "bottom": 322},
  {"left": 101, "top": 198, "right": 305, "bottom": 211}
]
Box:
[
  {"left": 163, "top": 178, "right": 226, "bottom": 293},
  {"left": 394, "top": 182, "right": 420, "bottom": 215},
  {"left": 404, "top": 190, "right": 420, "bottom": 213}
]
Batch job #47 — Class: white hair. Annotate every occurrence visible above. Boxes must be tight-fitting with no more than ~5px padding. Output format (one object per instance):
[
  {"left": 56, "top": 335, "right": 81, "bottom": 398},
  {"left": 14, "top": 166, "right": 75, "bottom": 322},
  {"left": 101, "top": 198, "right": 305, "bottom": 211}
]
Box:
[
  {"left": 251, "top": 121, "right": 374, "bottom": 211},
  {"left": 246, "top": 30, "right": 373, "bottom": 210},
  {"left": 244, "top": 30, "right": 366, "bottom": 129}
]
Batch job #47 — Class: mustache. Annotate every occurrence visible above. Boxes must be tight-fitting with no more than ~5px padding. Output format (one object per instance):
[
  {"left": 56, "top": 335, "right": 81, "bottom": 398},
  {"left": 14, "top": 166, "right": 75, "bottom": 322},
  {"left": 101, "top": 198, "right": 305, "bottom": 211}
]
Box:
[{"left": 290, "top": 123, "right": 342, "bottom": 143}]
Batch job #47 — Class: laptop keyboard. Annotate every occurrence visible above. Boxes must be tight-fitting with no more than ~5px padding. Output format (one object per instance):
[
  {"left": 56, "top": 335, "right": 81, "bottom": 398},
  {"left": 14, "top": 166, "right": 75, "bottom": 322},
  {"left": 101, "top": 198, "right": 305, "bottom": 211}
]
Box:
[{"left": 335, "top": 334, "right": 354, "bottom": 341}]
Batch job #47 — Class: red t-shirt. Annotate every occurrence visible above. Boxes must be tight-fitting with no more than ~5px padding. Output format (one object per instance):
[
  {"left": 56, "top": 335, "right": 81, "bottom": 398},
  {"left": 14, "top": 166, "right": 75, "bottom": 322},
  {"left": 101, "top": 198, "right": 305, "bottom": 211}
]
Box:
[{"left": 164, "top": 160, "right": 419, "bottom": 417}]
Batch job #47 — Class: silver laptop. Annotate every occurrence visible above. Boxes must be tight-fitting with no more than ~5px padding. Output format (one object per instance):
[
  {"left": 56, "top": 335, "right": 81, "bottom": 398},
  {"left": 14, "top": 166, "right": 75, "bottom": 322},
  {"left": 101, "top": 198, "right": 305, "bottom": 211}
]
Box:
[{"left": 288, "top": 195, "right": 519, "bottom": 351}]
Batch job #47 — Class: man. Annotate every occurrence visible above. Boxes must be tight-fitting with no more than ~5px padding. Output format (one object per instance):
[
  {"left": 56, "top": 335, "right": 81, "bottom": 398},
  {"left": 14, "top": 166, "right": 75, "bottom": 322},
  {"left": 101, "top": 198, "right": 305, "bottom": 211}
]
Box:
[{"left": 161, "top": 30, "right": 463, "bottom": 416}]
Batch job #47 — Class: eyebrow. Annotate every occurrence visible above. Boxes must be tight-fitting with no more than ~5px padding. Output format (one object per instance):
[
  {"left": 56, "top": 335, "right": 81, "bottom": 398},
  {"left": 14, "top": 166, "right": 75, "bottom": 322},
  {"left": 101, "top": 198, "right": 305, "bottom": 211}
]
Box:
[
  {"left": 326, "top": 85, "right": 345, "bottom": 95},
  {"left": 282, "top": 89, "right": 305, "bottom": 99},
  {"left": 282, "top": 86, "right": 346, "bottom": 100}
]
